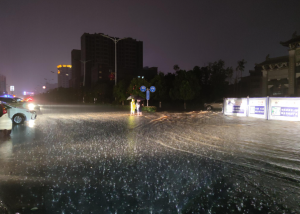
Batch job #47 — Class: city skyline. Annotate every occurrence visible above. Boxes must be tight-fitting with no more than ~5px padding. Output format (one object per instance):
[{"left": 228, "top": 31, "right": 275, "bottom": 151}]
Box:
[{"left": 1, "top": 0, "right": 300, "bottom": 95}]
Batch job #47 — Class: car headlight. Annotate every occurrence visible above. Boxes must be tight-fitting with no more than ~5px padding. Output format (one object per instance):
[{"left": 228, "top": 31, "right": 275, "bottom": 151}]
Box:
[{"left": 28, "top": 103, "right": 36, "bottom": 110}]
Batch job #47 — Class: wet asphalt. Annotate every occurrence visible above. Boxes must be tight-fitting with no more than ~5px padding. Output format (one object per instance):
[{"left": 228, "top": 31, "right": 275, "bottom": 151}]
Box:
[{"left": 0, "top": 105, "right": 299, "bottom": 213}]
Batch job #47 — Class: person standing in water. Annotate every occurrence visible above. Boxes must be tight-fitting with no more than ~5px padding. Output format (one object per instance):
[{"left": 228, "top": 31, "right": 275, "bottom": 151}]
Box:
[
  {"left": 130, "top": 99, "right": 136, "bottom": 115},
  {"left": 136, "top": 100, "right": 141, "bottom": 116}
]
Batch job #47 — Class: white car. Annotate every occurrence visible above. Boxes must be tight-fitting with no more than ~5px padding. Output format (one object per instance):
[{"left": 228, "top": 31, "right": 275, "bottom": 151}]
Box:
[
  {"left": 0, "top": 102, "right": 37, "bottom": 124},
  {"left": 0, "top": 103, "right": 12, "bottom": 130},
  {"left": 204, "top": 99, "right": 224, "bottom": 111}
]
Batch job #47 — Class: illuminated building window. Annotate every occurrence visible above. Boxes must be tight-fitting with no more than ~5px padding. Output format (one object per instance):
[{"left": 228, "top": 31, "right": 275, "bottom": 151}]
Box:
[{"left": 99, "top": 76, "right": 102, "bottom": 79}]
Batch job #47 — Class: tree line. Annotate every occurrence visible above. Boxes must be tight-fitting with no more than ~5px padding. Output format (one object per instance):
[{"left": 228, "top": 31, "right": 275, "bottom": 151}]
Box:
[
  {"left": 37, "top": 59, "right": 246, "bottom": 108},
  {"left": 115, "top": 59, "right": 245, "bottom": 108}
]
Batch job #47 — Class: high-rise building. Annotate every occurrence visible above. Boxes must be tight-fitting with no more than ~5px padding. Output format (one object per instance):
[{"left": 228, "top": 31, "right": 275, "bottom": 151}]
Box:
[
  {"left": 57, "top": 65, "right": 72, "bottom": 88},
  {"left": 70, "top": 50, "right": 81, "bottom": 88},
  {"left": 81, "top": 33, "right": 143, "bottom": 87},
  {"left": 0, "top": 74, "right": 7, "bottom": 94}
]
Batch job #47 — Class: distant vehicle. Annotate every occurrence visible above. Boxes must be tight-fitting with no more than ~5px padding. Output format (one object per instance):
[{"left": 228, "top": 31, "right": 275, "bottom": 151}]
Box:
[
  {"left": 0, "top": 102, "right": 37, "bottom": 124},
  {"left": 0, "top": 96, "right": 40, "bottom": 111},
  {"left": 204, "top": 99, "right": 224, "bottom": 111}
]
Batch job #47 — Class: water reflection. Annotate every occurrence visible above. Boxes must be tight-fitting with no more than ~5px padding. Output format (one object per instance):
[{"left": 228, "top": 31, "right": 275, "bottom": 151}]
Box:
[
  {"left": 0, "top": 123, "right": 37, "bottom": 150},
  {"left": 0, "top": 140, "right": 12, "bottom": 160},
  {"left": 28, "top": 120, "right": 35, "bottom": 128},
  {"left": 127, "top": 116, "right": 137, "bottom": 163}
]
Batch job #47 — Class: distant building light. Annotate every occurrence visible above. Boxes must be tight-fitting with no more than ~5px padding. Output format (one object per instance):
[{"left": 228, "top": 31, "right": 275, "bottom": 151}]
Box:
[
  {"left": 43, "top": 86, "right": 46, "bottom": 89},
  {"left": 138, "top": 76, "right": 140, "bottom": 78},
  {"left": 57, "top": 65, "right": 72, "bottom": 68},
  {"left": 142, "top": 76, "right": 144, "bottom": 79},
  {"left": 66, "top": 74, "right": 69, "bottom": 76},
  {"left": 58, "top": 71, "right": 60, "bottom": 74}
]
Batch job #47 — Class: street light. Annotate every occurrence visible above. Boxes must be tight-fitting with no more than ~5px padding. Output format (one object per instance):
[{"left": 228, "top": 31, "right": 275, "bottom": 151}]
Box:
[{"left": 100, "top": 34, "right": 129, "bottom": 86}]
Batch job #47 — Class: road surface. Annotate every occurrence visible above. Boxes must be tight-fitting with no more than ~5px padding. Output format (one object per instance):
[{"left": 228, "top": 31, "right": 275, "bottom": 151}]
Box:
[{"left": 0, "top": 105, "right": 299, "bottom": 213}]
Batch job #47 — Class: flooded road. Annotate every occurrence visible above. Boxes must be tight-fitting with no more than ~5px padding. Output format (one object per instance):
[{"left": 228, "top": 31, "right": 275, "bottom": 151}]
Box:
[{"left": 0, "top": 105, "right": 299, "bottom": 213}]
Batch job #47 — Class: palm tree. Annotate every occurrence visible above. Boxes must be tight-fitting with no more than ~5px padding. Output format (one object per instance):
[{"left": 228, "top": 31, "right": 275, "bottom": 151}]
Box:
[
  {"left": 236, "top": 59, "right": 247, "bottom": 97},
  {"left": 173, "top": 65, "right": 180, "bottom": 72}
]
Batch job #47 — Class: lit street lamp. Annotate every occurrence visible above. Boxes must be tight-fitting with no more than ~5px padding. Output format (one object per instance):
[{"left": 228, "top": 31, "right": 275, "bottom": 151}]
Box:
[{"left": 100, "top": 34, "right": 129, "bottom": 86}]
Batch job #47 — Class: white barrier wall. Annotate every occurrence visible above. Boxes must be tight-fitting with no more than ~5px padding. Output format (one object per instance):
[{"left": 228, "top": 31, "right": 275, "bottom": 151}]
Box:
[
  {"left": 224, "top": 98, "right": 248, "bottom": 116},
  {"left": 268, "top": 97, "right": 300, "bottom": 121},
  {"left": 248, "top": 98, "right": 268, "bottom": 119},
  {"left": 223, "top": 97, "right": 300, "bottom": 122}
]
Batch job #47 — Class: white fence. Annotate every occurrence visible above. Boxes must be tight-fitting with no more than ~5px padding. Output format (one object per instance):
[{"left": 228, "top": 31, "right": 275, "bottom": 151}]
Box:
[{"left": 223, "top": 97, "right": 300, "bottom": 121}]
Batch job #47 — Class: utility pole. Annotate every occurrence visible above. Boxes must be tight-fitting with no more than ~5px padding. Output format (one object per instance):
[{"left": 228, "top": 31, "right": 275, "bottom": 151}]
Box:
[
  {"left": 80, "top": 60, "right": 91, "bottom": 87},
  {"left": 100, "top": 34, "right": 129, "bottom": 86},
  {"left": 80, "top": 60, "right": 91, "bottom": 103}
]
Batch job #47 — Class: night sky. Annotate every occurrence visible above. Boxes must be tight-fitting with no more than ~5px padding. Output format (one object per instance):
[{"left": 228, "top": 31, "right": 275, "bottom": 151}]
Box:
[{"left": 1, "top": 0, "right": 300, "bottom": 96}]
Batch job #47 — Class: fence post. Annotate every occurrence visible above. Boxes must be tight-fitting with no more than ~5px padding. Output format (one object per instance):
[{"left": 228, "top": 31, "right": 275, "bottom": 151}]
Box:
[
  {"left": 247, "top": 96, "right": 249, "bottom": 117},
  {"left": 266, "top": 96, "right": 269, "bottom": 120},
  {"left": 222, "top": 97, "right": 225, "bottom": 114}
]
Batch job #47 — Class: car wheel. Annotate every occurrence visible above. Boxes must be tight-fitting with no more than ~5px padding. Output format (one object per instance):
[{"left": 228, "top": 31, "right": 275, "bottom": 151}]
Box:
[
  {"left": 206, "top": 106, "right": 212, "bottom": 111},
  {"left": 12, "top": 114, "right": 25, "bottom": 124}
]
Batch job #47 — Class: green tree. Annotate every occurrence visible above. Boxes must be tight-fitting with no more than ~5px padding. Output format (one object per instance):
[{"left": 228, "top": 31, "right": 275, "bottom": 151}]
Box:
[
  {"left": 113, "top": 80, "right": 128, "bottom": 105},
  {"left": 150, "top": 72, "right": 168, "bottom": 106},
  {"left": 173, "top": 64, "right": 180, "bottom": 72},
  {"left": 208, "top": 60, "right": 233, "bottom": 101},
  {"left": 164, "top": 73, "right": 176, "bottom": 101},
  {"left": 127, "top": 78, "right": 150, "bottom": 98},
  {"left": 236, "top": 59, "right": 247, "bottom": 97},
  {"left": 169, "top": 70, "right": 200, "bottom": 109}
]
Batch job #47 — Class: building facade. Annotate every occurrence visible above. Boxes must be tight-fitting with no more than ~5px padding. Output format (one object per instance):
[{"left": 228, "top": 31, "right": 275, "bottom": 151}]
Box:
[
  {"left": 81, "top": 33, "right": 143, "bottom": 87},
  {"left": 257, "top": 32, "right": 300, "bottom": 97},
  {"left": 57, "top": 65, "right": 72, "bottom": 88},
  {"left": 70, "top": 50, "right": 81, "bottom": 88},
  {"left": 0, "top": 74, "right": 7, "bottom": 94}
]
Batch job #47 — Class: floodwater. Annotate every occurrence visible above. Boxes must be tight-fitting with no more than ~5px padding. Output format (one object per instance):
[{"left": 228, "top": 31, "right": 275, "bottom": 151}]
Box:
[{"left": 0, "top": 105, "right": 299, "bottom": 213}]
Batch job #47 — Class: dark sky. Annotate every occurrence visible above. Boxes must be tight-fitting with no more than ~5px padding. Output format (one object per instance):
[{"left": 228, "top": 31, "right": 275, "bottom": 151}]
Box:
[{"left": 1, "top": 0, "right": 300, "bottom": 95}]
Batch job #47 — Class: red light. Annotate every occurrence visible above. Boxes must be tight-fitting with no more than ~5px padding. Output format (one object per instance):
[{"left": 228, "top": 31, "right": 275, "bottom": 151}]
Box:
[
  {"left": 1, "top": 104, "right": 7, "bottom": 114},
  {"left": 26, "top": 97, "right": 33, "bottom": 102}
]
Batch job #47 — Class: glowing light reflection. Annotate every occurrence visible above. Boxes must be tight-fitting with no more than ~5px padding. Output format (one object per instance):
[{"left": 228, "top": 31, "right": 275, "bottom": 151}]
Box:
[{"left": 28, "top": 120, "right": 35, "bottom": 128}]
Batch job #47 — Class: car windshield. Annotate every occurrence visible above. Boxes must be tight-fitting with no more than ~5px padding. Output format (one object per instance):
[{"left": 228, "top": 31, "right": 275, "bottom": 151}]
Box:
[{"left": 1, "top": 2, "right": 299, "bottom": 213}]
